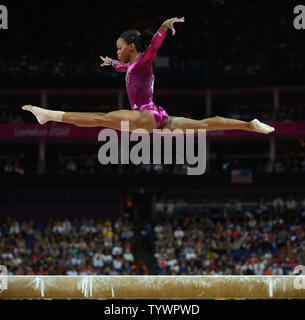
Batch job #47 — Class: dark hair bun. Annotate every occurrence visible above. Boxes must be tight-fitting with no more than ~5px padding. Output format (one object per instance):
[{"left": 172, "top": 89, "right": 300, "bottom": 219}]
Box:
[
  {"left": 141, "top": 29, "right": 154, "bottom": 49},
  {"left": 119, "top": 28, "right": 154, "bottom": 52}
]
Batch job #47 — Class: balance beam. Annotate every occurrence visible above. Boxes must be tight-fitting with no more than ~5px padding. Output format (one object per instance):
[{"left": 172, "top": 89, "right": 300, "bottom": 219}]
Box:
[{"left": 1, "top": 275, "right": 305, "bottom": 299}]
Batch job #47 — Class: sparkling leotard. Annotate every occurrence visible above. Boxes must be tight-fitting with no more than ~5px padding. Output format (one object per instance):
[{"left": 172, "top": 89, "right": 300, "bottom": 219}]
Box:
[{"left": 111, "top": 28, "right": 169, "bottom": 129}]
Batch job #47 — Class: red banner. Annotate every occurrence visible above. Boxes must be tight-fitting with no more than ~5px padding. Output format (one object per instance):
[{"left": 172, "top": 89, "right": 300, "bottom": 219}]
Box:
[{"left": 0, "top": 122, "right": 304, "bottom": 139}]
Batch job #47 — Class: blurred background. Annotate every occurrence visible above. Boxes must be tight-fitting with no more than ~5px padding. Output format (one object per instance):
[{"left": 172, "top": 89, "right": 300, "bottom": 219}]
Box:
[{"left": 0, "top": 0, "right": 304, "bottom": 276}]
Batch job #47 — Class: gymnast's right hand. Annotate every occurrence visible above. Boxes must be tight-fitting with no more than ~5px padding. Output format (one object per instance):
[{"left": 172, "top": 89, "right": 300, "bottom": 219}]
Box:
[{"left": 100, "top": 56, "right": 112, "bottom": 67}]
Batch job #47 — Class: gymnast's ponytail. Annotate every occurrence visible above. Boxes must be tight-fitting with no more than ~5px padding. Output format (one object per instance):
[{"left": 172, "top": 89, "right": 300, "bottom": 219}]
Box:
[{"left": 119, "top": 28, "right": 154, "bottom": 52}]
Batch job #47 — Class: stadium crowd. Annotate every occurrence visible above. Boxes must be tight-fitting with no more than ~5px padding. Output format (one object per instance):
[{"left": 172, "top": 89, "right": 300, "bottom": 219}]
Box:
[
  {"left": 152, "top": 195, "right": 305, "bottom": 275},
  {"left": 0, "top": 155, "right": 25, "bottom": 175},
  {"left": 0, "top": 194, "right": 304, "bottom": 276},
  {"left": 1, "top": 1, "right": 303, "bottom": 81},
  {"left": 0, "top": 217, "right": 148, "bottom": 275},
  {"left": 1, "top": 150, "right": 305, "bottom": 175}
]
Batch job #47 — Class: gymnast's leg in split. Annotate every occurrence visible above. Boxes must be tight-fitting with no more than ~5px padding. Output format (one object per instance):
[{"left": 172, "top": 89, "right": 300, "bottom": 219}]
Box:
[{"left": 22, "top": 105, "right": 274, "bottom": 134}]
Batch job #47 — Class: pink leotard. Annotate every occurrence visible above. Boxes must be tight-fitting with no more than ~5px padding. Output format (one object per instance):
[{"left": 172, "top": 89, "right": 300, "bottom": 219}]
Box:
[{"left": 111, "top": 28, "right": 169, "bottom": 129}]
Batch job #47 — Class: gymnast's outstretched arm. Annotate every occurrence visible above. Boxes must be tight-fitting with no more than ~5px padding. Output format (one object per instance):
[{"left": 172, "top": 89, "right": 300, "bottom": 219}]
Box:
[
  {"left": 160, "top": 17, "right": 185, "bottom": 35},
  {"left": 140, "top": 17, "right": 185, "bottom": 65},
  {"left": 100, "top": 56, "right": 128, "bottom": 72}
]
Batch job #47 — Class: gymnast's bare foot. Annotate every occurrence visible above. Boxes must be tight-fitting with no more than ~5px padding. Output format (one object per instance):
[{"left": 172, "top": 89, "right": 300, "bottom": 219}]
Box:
[
  {"left": 22, "top": 105, "right": 51, "bottom": 124},
  {"left": 249, "top": 119, "right": 275, "bottom": 134}
]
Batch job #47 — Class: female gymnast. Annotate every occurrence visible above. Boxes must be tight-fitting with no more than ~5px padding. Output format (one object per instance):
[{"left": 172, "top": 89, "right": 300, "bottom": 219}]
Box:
[{"left": 22, "top": 17, "right": 275, "bottom": 135}]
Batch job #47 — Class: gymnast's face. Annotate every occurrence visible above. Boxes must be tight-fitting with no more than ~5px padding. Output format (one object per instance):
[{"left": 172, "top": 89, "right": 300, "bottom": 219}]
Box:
[{"left": 116, "top": 38, "right": 137, "bottom": 63}]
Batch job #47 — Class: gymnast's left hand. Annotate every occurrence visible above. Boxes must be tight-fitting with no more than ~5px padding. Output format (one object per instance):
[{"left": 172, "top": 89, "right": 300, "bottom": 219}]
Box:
[
  {"left": 100, "top": 56, "right": 112, "bottom": 67},
  {"left": 161, "top": 17, "right": 185, "bottom": 35}
]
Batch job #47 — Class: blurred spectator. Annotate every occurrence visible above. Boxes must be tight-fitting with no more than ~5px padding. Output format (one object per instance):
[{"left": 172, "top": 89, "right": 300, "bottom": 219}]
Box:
[{"left": 273, "top": 196, "right": 284, "bottom": 213}]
